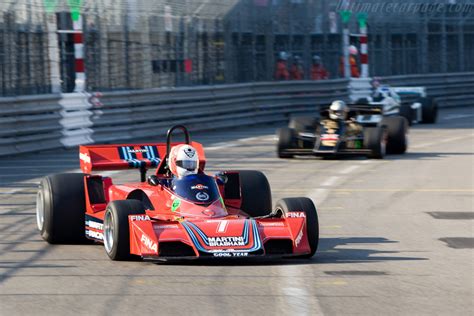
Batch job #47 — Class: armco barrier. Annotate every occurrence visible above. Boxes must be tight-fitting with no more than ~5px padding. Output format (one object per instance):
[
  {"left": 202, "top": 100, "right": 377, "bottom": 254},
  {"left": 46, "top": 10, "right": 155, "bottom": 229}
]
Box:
[
  {"left": 89, "top": 80, "right": 349, "bottom": 143},
  {"left": 0, "top": 94, "right": 63, "bottom": 156},
  {"left": 1, "top": 73, "right": 473, "bottom": 157}
]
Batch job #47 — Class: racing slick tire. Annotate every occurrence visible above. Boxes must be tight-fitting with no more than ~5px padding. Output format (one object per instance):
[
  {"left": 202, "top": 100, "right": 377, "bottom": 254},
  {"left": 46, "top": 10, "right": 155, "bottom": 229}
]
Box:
[
  {"left": 420, "top": 97, "right": 438, "bottom": 124},
  {"left": 103, "top": 200, "right": 146, "bottom": 261},
  {"left": 289, "top": 117, "right": 319, "bottom": 133},
  {"left": 274, "top": 197, "right": 319, "bottom": 258},
  {"left": 277, "top": 127, "right": 295, "bottom": 158},
  {"left": 364, "top": 126, "right": 386, "bottom": 159},
  {"left": 36, "top": 173, "right": 88, "bottom": 244},
  {"left": 399, "top": 103, "right": 413, "bottom": 126},
  {"left": 383, "top": 116, "right": 408, "bottom": 154},
  {"left": 239, "top": 170, "right": 272, "bottom": 217}
]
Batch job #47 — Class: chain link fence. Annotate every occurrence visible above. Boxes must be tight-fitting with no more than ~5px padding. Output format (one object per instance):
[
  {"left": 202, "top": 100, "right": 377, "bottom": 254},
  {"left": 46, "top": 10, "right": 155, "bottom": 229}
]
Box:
[{"left": 1, "top": 0, "right": 473, "bottom": 96}]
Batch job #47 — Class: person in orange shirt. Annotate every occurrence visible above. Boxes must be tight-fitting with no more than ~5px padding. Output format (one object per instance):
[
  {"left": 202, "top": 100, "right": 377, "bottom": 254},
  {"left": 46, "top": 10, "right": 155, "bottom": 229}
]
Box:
[
  {"left": 290, "top": 55, "right": 304, "bottom": 80},
  {"left": 274, "top": 51, "right": 290, "bottom": 80},
  {"left": 311, "top": 55, "right": 329, "bottom": 80},
  {"left": 339, "top": 45, "right": 360, "bottom": 78}
]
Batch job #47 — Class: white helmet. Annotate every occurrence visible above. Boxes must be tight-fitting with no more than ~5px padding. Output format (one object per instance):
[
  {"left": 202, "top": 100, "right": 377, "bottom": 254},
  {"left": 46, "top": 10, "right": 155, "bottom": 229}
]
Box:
[
  {"left": 279, "top": 51, "right": 288, "bottom": 61},
  {"left": 169, "top": 144, "right": 199, "bottom": 178},
  {"left": 329, "top": 100, "right": 349, "bottom": 120},
  {"left": 349, "top": 45, "right": 358, "bottom": 55}
]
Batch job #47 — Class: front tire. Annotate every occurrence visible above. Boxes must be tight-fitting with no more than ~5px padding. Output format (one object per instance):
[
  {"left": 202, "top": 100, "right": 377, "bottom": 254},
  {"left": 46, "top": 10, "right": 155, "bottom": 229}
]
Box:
[
  {"left": 383, "top": 116, "right": 408, "bottom": 154},
  {"left": 103, "top": 200, "right": 146, "bottom": 261},
  {"left": 239, "top": 170, "right": 272, "bottom": 217},
  {"left": 274, "top": 197, "right": 319, "bottom": 258},
  {"left": 37, "top": 173, "right": 88, "bottom": 244},
  {"left": 277, "top": 127, "right": 295, "bottom": 158},
  {"left": 364, "top": 126, "right": 386, "bottom": 159}
]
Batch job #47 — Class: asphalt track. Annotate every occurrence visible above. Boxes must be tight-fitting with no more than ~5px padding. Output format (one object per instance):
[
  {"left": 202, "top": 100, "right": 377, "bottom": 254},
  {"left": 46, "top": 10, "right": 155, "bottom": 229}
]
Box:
[{"left": 0, "top": 107, "right": 473, "bottom": 316}]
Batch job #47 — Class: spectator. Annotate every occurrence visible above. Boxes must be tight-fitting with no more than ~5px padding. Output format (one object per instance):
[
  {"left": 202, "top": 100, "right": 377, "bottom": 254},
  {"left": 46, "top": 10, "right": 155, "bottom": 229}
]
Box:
[
  {"left": 339, "top": 45, "right": 360, "bottom": 78},
  {"left": 274, "top": 51, "right": 290, "bottom": 80},
  {"left": 290, "top": 55, "right": 304, "bottom": 80},
  {"left": 311, "top": 55, "right": 329, "bottom": 80}
]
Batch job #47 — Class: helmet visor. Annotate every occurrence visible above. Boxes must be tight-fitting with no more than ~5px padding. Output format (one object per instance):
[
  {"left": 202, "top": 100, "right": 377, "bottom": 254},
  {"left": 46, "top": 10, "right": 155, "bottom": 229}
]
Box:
[{"left": 176, "top": 159, "right": 198, "bottom": 171}]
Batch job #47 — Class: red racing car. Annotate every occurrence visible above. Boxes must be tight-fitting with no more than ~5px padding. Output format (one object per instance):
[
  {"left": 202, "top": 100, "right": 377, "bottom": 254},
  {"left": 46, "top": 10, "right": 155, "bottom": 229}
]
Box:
[{"left": 36, "top": 125, "right": 319, "bottom": 260}]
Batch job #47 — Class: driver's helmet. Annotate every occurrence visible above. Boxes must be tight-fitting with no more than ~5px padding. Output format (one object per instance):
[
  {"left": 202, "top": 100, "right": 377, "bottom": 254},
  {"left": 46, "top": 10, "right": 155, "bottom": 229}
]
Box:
[
  {"left": 279, "top": 51, "right": 288, "bottom": 61},
  {"left": 349, "top": 45, "right": 358, "bottom": 55},
  {"left": 329, "top": 100, "right": 349, "bottom": 120},
  {"left": 169, "top": 144, "right": 199, "bottom": 178}
]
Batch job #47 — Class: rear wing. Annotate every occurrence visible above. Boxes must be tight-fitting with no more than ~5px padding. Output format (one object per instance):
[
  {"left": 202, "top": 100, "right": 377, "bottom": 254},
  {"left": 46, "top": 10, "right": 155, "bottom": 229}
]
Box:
[{"left": 79, "top": 141, "right": 206, "bottom": 176}]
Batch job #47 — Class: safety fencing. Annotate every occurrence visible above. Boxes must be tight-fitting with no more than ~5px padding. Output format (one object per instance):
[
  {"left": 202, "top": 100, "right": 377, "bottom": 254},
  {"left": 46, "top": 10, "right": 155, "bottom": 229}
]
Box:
[{"left": 1, "top": 72, "right": 473, "bottom": 157}]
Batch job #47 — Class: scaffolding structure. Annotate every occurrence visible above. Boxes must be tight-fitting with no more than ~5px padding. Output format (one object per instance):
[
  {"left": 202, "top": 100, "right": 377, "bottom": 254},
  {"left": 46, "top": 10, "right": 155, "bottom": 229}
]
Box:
[{"left": 0, "top": 0, "right": 473, "bottom": 95}]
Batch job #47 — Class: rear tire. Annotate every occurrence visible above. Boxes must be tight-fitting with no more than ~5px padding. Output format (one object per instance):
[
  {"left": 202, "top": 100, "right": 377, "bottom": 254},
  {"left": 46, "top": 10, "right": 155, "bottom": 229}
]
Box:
[
  {"left": 399, "top": 103, "right": 413, "bottom": 126},
  {"left": 36, "top": 173, "right": 88, "bottom": 244},
  {"left": 364, "top": 126, "right": 386, "bottom": 159},
  {"left": 277, "top": 127, "right": 295, "bottom": 158},
  {"left": 274, "top": 197, "right": 319, "bottom": 258},
  {"left": 239, "top": 170, "right": 272, "bottom": 217},
  {"left": 383, "top": 116, "right": 408, "bottom": 154},
  {"left": 420, "top": 97, "right": 438, "bottom": 124},
  {"left": 103, "top": 200, "right": 146, "bottom": 261}
]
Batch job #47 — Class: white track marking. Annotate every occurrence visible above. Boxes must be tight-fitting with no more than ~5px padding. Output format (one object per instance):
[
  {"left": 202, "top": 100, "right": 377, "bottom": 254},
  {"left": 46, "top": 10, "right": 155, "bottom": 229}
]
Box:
[
  {"left": 321, "top": 176, "right": 339, "bottom": 187},
  {"left": 339, "top": 165, "right": 360, "bottom": 174}
]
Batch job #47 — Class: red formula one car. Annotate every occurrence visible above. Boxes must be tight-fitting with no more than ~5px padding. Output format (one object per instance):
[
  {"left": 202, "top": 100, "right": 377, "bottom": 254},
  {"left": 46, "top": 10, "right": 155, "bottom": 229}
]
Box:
[{"left": 36, "top": 125, "right": 319, "bottom": 261}]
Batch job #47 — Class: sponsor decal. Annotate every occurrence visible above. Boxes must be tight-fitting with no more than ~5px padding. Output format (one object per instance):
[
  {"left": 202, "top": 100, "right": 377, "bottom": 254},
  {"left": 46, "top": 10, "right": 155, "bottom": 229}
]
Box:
[
  {"left": 86, "top": 230, "right": 103, "bottom": 240},
  {"left": 79, "top": 152, "right": 91, "bottom": 164},
  {"left": 213, "top": 252, "right": 248, "bottom": 257},
  {"left": 128, "top": 148, "right": 148, "bottom": 153},
  {"left": 85, "top": 220, "right": 103, "bottom": 230},
  {"left": 196, "top": 192, "right": 209, "bottom": 201},
  {"left": 130, "top": 215, "right": 150, "bottom": 221},
  {"left": 295, "top": 228, "right": 304, "bottom": 247},
  {"left": 202, "top": 209, "right": 215, "bottom": 216},
  {"left": 216, "top": 220, "right": 228, "bottom": 233},
  {"left": 321, "top": 134, "right": 340, "bottom": 141},
  {"left": 184, "top": 147, "right": 196, "bottom": 158},
  {"left": 191, "top": 184, "right": 208, "bottom": 190},
  {"left": 171, "top": 198, "right": 181, "bottom": 212},
  {"left": 287, "top": 212, "right": 306, "bottom": 218},
  {"left": 141, "top": 234, "right": 158, "bottom": 252},
  {"left": 208, "top": 236, "right": 245, "bottom": 247}
]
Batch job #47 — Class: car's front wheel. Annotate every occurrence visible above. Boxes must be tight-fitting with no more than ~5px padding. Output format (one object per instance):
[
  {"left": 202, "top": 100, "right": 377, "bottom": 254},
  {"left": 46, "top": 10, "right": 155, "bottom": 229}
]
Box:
[
  {"left": 274, "top": 197, "right": 319, "bottom": 258},
  {"left": 103, "top": 200, "right": 146, "bottom": 261}
]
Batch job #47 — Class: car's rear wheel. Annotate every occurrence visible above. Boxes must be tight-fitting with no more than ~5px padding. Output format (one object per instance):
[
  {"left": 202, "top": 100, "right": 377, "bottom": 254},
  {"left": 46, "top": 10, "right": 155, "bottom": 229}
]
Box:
[
  {"left": 36, "top": 173, "right": 88, "bottom": 244},
  {"left": 420, "top": 97, "right": 438, "bottom": 124},
  {"left": 103, "top": 200, "right": 146, "bottom": 261},
  {"left": 277, "top": 127, "right": 295, "bottom": 158},
  {"left": 239, "top": 170, "right": 272, "bottom": 217},
  {"left": 399, "top": 103, "right": 413, "bottom": 126},
  {"left": 274, "top": 197, "right": 319, "bottom": 258},
  {"left": 364, "top": 126, "right": 386, "bottom": 159}
]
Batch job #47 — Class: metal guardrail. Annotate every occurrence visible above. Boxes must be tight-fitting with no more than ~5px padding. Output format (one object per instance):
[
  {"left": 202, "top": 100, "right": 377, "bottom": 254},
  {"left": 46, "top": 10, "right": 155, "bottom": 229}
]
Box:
[
  {"left": 90, "top": 80, "right": 349, "bottom": 143},
  {"left": 1, "top": 73, "right": 473, "bottom": 157},
  {"left": 0, "top": 95, "right": 63, "bottom": 156}
]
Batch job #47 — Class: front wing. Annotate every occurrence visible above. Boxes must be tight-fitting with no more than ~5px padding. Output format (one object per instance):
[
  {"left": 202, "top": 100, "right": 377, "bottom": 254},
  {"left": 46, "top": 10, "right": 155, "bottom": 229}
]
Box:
[{"left": 128, "top": 215, "right": 312, "bottom": 259}]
